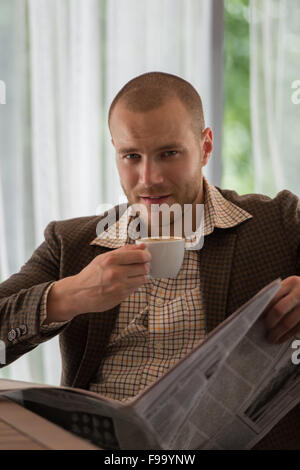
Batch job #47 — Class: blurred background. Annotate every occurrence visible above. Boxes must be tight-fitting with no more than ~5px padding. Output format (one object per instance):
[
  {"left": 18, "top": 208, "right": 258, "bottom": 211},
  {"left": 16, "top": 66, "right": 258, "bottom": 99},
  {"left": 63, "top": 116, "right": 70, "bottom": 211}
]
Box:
[{"left": 0, "top": 0, "right": 300, "bottom": 384}]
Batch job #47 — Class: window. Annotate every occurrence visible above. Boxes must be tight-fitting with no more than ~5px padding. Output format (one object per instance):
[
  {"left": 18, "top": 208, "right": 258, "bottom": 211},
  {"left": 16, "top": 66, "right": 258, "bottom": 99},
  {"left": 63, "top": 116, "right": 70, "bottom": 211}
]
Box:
[{"left": 222, "top": 0, "right": 253, "bottom": 195}]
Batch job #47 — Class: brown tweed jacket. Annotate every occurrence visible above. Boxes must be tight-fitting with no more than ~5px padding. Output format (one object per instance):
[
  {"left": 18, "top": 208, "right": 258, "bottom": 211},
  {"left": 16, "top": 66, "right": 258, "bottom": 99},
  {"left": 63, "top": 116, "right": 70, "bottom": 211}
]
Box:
[{"left": 1, "top": 187, "right": 300, "bottom": 450}]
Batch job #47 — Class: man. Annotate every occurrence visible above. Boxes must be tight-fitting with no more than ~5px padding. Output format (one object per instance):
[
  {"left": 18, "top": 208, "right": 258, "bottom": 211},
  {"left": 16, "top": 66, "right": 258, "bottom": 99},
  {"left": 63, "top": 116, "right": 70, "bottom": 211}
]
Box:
[{"left": 1, "top": 72, "right": 300, "bottom": 449}]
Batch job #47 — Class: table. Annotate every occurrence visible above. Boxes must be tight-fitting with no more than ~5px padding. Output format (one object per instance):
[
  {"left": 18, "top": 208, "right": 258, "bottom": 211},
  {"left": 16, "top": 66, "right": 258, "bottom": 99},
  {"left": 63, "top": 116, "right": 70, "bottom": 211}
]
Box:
[{"left": 0, "top": 396, "right": 98, "bottom": 450}]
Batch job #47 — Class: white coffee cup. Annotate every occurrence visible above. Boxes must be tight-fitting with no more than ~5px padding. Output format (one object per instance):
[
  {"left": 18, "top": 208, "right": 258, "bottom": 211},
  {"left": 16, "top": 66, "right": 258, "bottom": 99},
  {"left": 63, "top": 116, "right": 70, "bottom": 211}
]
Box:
[{"left": 135, "top": 237, "right": 185, "bottom": 278}]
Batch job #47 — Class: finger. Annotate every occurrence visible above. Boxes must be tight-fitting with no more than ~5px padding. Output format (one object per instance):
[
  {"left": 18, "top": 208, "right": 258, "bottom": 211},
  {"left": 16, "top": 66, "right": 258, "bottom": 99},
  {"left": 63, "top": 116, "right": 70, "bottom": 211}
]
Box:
[
  {"left": 122, "top": 242, "right": 147, "bottom": 250},
  {"left": 127, "top": 263, "right": 150, "bottom": 278},
  {"left": 115, "top": 245, "right": 152, "bottom": 265},
  {"left": 266, "top": 308, "right": 300, "bottom": 343},
  {"left": 261, "top": 281, "right": 291, "bottom": 318},
  {"left": 264, "top": 292, "right": 299, "bottom": 330},
  {"left": 124, "top": 273, "right": 149, "bottom": 289},
  {"left": 273, "top": 320, "right": 300, "bottom": 344},
  {"left": 118, "top": 262, "right": 150, "bottom": 278}
]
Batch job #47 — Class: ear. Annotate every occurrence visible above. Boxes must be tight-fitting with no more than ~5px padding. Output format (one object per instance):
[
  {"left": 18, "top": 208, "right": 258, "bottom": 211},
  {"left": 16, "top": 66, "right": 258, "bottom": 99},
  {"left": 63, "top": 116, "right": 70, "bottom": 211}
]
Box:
[{"left": 202, "top": 128, "right": 213, "bottom": 166}]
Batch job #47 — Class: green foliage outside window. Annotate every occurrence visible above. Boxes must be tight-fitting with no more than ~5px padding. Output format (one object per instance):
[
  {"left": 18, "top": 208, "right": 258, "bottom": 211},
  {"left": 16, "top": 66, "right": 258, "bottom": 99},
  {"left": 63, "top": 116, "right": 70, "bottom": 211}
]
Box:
[{"left": 222, "top": 0, "right": 254, "bottom": 195}]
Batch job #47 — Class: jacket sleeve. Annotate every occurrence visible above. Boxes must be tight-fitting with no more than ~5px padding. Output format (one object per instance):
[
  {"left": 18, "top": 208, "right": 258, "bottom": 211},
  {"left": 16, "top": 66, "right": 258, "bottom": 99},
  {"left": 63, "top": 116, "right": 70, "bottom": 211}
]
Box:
[
  {"left": 0, "top": 220, "right": 70, "bottom": 368},
  {"left": 279, "top": 190, "right": 300, "bottom": 274}
]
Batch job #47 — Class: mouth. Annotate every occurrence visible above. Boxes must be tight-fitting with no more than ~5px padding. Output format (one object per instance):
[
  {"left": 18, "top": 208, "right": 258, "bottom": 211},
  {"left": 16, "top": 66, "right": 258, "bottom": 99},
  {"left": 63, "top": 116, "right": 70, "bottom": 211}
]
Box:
[{"left": 140, "top": 195, "right": 171, "bottom": 205}]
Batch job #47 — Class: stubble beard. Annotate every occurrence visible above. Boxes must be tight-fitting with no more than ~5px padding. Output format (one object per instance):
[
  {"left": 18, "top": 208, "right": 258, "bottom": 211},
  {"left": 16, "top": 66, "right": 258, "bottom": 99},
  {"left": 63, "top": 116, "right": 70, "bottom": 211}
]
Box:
[{"left": 120, "top": 175, "right": 203, "bottom": 237}]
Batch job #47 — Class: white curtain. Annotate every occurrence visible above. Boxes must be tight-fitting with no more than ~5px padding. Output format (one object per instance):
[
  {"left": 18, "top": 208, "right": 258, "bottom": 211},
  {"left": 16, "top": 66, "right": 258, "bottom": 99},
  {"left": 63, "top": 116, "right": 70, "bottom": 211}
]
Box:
[
  {"left": 104, "top": 0, "right": 224, "bottom": 200},
  {"left": 250, "top": 0, "right": 300, "bottom": 197},
  {"left": 0, "top": 0, "right": 103, "bottom": 385},
  {"left": 0, "top": 0, "right": 223, "bottom": 385}
]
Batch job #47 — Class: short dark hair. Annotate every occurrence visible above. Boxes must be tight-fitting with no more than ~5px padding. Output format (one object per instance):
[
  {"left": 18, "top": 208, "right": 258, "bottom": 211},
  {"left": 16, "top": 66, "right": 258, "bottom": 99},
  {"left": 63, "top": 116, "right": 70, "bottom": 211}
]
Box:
[{"left": 108, "top": 71, "right": 205, "bottom": 137}]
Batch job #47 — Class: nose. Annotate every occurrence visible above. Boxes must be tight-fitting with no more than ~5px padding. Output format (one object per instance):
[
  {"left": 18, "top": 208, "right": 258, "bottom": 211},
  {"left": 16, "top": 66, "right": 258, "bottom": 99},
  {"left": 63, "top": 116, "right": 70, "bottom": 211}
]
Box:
[{"left": 138, "top": 158, "right": 164, "bottom": 188}]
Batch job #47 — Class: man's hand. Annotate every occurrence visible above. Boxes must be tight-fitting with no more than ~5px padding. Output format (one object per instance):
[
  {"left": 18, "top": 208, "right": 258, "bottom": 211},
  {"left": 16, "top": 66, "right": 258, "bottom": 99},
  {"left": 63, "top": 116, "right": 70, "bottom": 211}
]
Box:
[
  {"left": 263, "top": 276, "right": 300, "bottom": 344},
  {"left": 46, "top": 243, "right": 151, "bottom": 323},
  {"left": 75, "top": 243, "right": 151, "bottom": 313}
]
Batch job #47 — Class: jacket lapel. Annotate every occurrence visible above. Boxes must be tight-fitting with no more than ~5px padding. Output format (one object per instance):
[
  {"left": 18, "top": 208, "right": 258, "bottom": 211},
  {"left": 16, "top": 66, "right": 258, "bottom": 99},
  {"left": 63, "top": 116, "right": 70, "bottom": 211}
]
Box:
[
  {"left": 71, "top": 307, "right": 120, "bottom": 389},
  {"left": 199, "top": 229, "right": 237, "bottom": 333}
]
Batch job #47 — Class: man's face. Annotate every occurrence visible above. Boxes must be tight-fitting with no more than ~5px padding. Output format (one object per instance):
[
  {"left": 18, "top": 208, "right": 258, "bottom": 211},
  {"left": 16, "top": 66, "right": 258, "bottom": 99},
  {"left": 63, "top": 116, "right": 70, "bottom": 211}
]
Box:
[{"left": 110, "top": 97, "right": 212, "bottom": 230}]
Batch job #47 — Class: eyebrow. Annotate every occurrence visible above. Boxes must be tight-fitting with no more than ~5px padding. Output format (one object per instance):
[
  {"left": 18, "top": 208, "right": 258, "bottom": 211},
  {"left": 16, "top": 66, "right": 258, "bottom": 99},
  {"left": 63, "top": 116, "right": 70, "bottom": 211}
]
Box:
[{"left": 118, "top": 143, "right": 184, "bottom": 154}]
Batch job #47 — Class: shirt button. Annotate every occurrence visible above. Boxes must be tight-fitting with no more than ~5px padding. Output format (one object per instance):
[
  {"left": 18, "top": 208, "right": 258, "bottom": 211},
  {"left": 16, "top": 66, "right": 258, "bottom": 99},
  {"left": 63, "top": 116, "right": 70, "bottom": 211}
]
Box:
[
  {"left": 156, "top": 298, "right": 164, "bottom": 305},
  {"left": 155, "top": 342, "right": 163, "bottom": 350},
  {"left": 8, "top": 329, "right": 16, "bottom": 342}
]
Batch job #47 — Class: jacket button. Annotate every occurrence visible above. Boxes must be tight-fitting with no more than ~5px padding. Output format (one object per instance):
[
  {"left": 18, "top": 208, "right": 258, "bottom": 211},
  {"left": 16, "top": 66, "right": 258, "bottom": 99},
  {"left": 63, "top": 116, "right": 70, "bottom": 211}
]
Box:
[
  {"left": 15, "top": 328, "right": 21, "bottom": 338},
  {"left": 19, "top": 324, "right": 27, "bottom": 336},
  {"left": 8, "top": 329, "right": 16, "bottom": 342}
]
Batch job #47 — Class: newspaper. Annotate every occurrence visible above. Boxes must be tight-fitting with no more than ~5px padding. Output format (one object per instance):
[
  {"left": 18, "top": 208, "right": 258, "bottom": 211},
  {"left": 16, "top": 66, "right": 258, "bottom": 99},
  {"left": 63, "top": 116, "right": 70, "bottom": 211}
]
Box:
[{"left": 1, "top": 278, "right": 299, "bottom": 450}]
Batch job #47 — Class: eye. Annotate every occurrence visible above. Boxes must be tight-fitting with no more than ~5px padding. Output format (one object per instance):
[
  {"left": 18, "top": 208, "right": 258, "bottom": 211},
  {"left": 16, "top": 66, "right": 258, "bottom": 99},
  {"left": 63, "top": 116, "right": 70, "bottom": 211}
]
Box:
[
  {"left": 123, "top": 153, "right": 140, "bottom": 160},
  {"left": 162, "top": 151, "right": 178, "bottom": 157}
]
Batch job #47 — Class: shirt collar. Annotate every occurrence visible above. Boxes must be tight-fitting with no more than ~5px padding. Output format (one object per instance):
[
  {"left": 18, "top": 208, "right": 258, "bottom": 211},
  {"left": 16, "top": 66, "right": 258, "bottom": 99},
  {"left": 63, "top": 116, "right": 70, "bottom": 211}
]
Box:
[
  {"left": 202, "top": 176, "right": 253, "bottom": 235},
  {"left": 90, "top": 176, "right": 253, "bottom": 249}
]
